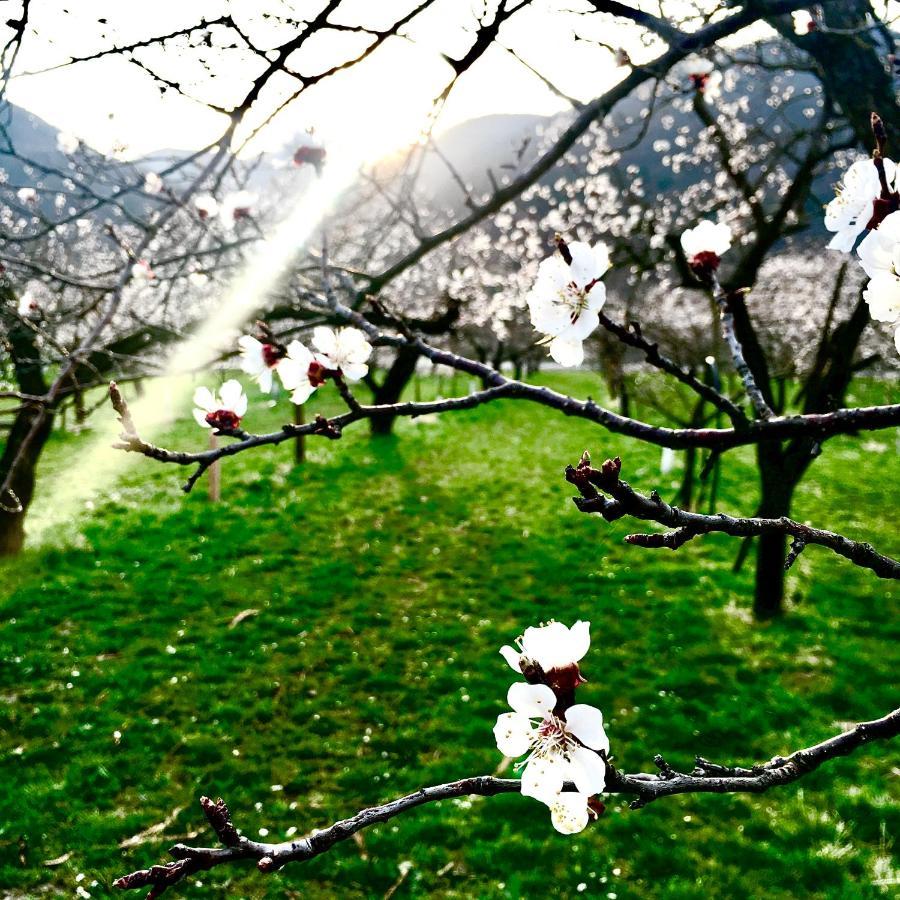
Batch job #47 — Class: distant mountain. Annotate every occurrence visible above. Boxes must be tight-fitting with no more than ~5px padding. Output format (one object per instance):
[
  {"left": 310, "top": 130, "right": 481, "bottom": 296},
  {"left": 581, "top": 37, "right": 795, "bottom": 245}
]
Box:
[
  {"left": 412, "top": 53, "right": 837, "bottom": 236},
  {"left": 0, "top": 40, "right": 847, "bottom": 239}
]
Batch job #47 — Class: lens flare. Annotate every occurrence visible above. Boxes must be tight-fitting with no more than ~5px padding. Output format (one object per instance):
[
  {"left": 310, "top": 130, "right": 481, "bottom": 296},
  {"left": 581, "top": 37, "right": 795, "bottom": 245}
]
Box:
[{"left": 28, "top": 114, "right": 431, "bottom": 544}]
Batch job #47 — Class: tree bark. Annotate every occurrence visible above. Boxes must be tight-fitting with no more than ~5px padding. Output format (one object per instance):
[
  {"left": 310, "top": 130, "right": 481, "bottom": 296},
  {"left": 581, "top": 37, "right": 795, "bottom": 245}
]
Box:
[
  {"left": 369, "top": 345, "right": 420, "bottom": 436},
  {"left": 752, "top": 443, "right": 797, "bottom": 618},
  {"left": 0, "top": 301, "right": 52, "bottom": 556}
]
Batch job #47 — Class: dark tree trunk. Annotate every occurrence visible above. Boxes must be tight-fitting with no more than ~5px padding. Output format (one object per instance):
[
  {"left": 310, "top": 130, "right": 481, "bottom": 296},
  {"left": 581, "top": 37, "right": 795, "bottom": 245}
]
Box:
[
  {"left": 0, "top": 301, "right": 52, "bottom": 556},
  {"left": 753, "top": 442, "right": 798, "bottom": 619},
  {"left": 369, "top": 345, "right": 420, "bottom": 436},
  {"left": 780, "top": 1, "right": 900, "bottom": 147}
]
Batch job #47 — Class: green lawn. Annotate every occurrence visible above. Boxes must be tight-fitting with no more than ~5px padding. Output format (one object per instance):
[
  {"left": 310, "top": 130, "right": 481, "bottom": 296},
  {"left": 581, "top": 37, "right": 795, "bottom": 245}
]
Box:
[{"left": 0, "top": 372, "right": 897, "bottom": 898}]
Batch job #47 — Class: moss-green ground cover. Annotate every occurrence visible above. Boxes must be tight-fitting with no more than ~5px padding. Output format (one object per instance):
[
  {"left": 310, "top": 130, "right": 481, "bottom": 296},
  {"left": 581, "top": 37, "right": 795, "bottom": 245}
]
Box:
[{"left": 0, "top": 373, "right": 897, "bottom": 898}]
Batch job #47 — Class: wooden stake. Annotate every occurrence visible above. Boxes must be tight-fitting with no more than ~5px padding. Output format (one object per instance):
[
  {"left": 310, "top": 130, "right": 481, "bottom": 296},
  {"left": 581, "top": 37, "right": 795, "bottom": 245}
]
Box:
[
  {"left": 208, "top": 431, "right": 221, "bottom": 502},
  {"left": 294, "top": 403, "right": 305, "bottom": 465}
]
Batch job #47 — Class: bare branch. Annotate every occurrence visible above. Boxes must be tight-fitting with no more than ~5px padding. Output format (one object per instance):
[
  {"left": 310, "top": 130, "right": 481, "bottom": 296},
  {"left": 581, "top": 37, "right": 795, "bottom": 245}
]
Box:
[{"left": 566, "top": 454, "right": 900, "bottom": 579}]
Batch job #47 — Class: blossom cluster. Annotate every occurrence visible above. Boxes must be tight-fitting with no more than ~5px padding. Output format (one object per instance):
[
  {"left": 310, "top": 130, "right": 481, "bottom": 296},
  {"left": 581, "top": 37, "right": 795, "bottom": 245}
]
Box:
[
  {"left": 493, "top": 620, "right": 609, "bottom": 834},
  {"left": 192, "top": 325, "right": 372, "bottom": 432},
  {"left": 825, "top": 153, "right": 900, "bottom": 354}
]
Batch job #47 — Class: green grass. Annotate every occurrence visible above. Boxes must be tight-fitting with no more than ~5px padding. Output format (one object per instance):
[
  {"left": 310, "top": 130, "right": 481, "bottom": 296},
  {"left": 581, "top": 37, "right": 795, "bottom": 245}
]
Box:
[{"left": 0, "top": 372, "right": 897, "bottom": 898}]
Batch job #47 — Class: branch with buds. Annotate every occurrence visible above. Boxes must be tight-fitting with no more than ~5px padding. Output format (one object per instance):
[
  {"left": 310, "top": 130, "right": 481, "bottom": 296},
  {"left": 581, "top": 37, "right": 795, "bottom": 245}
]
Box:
[
  {"left": 114, "top": 706, "right": 900, "bottom": 897},
  {"left": 566, "top": 453, "right": 900, "bottom": 578}
]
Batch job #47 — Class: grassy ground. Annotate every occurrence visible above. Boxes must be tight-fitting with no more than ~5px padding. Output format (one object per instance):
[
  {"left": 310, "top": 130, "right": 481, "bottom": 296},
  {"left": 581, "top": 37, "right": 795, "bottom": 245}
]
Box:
[{"left": 0, "top": 372, "right": 897, "bottom": 899}]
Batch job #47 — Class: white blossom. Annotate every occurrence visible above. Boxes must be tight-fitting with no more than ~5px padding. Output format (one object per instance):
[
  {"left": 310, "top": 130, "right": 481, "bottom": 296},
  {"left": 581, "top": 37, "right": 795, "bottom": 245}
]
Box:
[
  {"left": 192, "top": 380, "right": 248, "bottom": 430},
  {"left": 16, "top": 187, "right": 36, "bottom": 204},
  {"left": 56, "top": 131, "right": 79, "bottom": 154},
  {"left": 526, "top": 241, "right": 610, "bottom": 366},
  {"left": 312, "top": 326, "right": 372, "bottom": 380},
  {"left": 293, "top": 132, "right": 326, "bottom": 169},
  {"left": 17, "top": 291, "right": 38, "bottom": 316},
  {"left": 221, "top": 190, "right": 255, "bottom": 225},
  {"left": 238, "top": 335, "right": 285, "bottom": 393},
  {"left": 791, "top": 10, "right": 815, "bottom": 34},
  {"left": 683, "top": 56, "right": 722, "bottom": 101},
  {"left": 683, "top": 57, "right": 714, "bottom": 78},
  {"left": 824, "top": 157, "right": 895, "bottom": 252},
  {"left": 493, "top": 682, "right": 608, "bottom": 834},
  {"left": 194, "top": 194, "right": 219, "bottom": 220},
  {"left": 856, "top": 210, "right": 900, "bottom": 354},
  {"left": 277, "top": 339, "right": 329, "bottom": 404},
  {"left": 144, "top": 172, "right": 164, "bottom": 194},
  {"left": 680, "top": 220, "right": 732, "bottom": 262},
  {"left": 500, "top": 620, "right": 590, "bottom": 674},
  {"left": 131, "top": 260, "right": 155, "bottom": 281}
]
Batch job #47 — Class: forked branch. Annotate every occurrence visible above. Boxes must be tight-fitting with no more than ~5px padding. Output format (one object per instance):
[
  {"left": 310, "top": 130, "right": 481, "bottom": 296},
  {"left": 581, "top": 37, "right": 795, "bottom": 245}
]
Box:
[{"left": 566, "top": 454, "right": 900, "bottom": 578}]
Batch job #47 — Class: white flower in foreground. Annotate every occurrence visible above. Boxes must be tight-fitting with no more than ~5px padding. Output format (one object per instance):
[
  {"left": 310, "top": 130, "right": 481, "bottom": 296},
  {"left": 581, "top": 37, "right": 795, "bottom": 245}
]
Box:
[
  {"left": 526, "top": 240, "right": 610, "bottom": 367},
  {"left": 824, "top": 157, "right": 896, "bottom": 252},
  {"left": 494, "top": 682, "right": 608, "bottom": 834},
  {"left": 192, "top": 380, "right": 248, "bottom": 431},
  {"left": 238, "top": 335, "right": 287, "bottom": 394},
  {"left": 144, "top": 172, "right": 164, "bottom": 195},
  {"left": 131, "top": 260, "right": 155, "bottom": 282},
  {"left": 221, "top": 190, "right": 255, "bottom": 225},
  {"left": 500, "top": 620, "right": 590, "bottom": 675},
  {"left": 16, "top": 187, "right": 37, "bottom": 204},
  {"left": 792, "top": 10, "right": 815, "bottom": 34},
  {"left": 277, "top": 340, "right": 329, "bottom": 404},
  {"left": 188, "top": 270, "right": 210, "bottom": 287},
  {"left": 57, "top": 132, "right": 79, "bottom": 154},
  {"left": 680, "top": 220, "right": 732, "bottom": 277},
  {"left": 312, "top": 326, "right": 372, "bottom": 380},
  {"left": 856, "top": 211, "right": 900, "bottom": 344},
  {"left": 194, "top": 194, "right": 219, "bottom": 221}
]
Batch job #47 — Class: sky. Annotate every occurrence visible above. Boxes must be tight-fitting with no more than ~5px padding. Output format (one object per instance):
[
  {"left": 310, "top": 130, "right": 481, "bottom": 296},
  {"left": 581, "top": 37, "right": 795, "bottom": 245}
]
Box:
[{"left": 0, "top": 0, "right": 673, "bottom": 161}]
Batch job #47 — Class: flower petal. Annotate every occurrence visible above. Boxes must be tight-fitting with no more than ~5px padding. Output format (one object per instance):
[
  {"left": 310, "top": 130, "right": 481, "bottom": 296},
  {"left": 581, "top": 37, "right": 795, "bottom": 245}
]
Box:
[
  {"left": 507, "top": 682, "right": 556, "bottom": 717},
  {"left": 193, "top": 386, "right": 215, "bottom": 412},
  {"left": 219, "top": 379, "right": 244, "bottom": 411},
  {"left": 290, "top": 382, "right": 317, "bottom": 405},
  {"left": 549, "top": 336, "right": 584, "bottom": 367},
  {"left": 548, "top": 792, "right": 590, "bottom": 834},
  {"left": 521, "top": 754, "right": 567, "bottom": 803},
  {"left": 568, "top": 621, "right": 590, "bottom": 663},
  {"left": 565, "top": 704, "right": 609, "bottom": 753},
  {"left": 313, "top": 326, "right": 337, "bottom": 357},
  {"left": 341, "top": 361, "right": 368, "bottom": 381},
  {"left": 192, "top": 408, "right": 211, "bottom": 428},
  {"left": 499, "top": 645, "right": 522, "bottom": 672},
  {"left": 567, "top": 744, "right": 607, "bottom": 795},
  {"left": 493, "top": 712, "right": 533, "bottom": 758}
]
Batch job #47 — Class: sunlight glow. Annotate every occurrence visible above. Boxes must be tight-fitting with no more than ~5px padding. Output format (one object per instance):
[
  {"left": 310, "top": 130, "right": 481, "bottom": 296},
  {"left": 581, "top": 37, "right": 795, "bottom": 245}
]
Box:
[{"left": 29, "top": 92, "right": 436, "bottom": 543}]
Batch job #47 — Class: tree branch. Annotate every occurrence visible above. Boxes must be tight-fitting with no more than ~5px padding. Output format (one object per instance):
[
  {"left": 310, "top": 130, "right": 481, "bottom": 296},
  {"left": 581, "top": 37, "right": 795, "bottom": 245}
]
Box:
[
  {"left": 114, "top": 706, "right": 900, "bottom": 896},
  {"left": 566, "top": 455, "right": 900, "bottom": 579}
]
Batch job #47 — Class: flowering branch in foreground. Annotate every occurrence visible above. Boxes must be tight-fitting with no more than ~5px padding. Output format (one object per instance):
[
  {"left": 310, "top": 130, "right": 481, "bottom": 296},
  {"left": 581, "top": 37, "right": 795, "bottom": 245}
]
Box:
[
  {"left": 566, "top": 454, "right": 900, "bottom": 579},
  {"left": 114, "top": 706, "right": 900, "bottom": 897}
]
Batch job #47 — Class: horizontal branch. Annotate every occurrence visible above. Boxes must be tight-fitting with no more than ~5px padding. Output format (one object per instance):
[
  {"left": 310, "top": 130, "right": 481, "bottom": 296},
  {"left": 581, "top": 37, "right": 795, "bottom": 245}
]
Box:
[
  {"left": 566, "top": 455, "right": 900, "bottom": 578},
  {"left": 107, "top": 343, "right": 900, "bottom": 494},
  {"left": 114, "top": 705, "right": 900, "bottom": 896}
]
